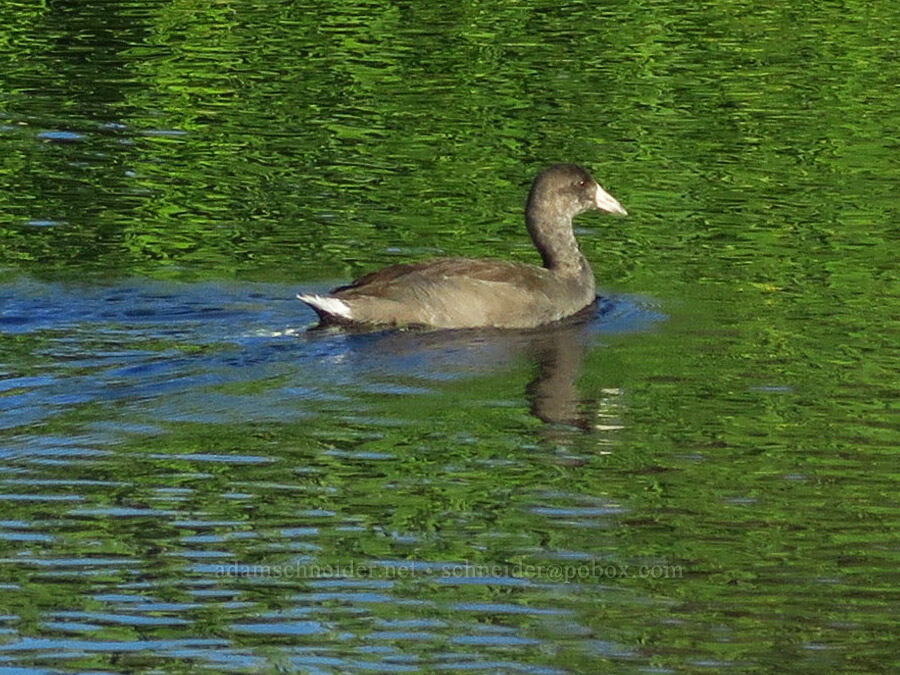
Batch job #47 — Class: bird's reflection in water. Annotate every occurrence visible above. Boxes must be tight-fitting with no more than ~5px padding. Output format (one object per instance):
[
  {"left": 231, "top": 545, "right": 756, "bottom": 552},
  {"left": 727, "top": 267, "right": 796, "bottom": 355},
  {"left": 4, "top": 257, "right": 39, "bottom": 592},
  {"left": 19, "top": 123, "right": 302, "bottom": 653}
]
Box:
[
  {"left": 522, "top": 311, "right": 593, "bottom": 429},
  {"left": 308, "top": 298, "right": 638, "bottom": 432}
]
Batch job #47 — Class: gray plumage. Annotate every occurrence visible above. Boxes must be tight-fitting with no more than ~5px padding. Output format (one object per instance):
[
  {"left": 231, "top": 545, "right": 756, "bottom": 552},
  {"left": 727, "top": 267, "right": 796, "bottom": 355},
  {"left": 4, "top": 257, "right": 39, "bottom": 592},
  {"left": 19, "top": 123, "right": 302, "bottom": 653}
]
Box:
[{"left": 297, "top": 164, "right": 627, "bottom": 329}]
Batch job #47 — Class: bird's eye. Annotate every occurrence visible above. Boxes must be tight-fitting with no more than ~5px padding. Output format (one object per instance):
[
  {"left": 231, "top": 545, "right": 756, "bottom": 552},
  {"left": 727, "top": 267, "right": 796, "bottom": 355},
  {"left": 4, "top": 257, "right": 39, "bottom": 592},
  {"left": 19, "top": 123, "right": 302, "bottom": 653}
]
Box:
[{"left": 578, "top": 179, "right": 586, "bottom": 187}]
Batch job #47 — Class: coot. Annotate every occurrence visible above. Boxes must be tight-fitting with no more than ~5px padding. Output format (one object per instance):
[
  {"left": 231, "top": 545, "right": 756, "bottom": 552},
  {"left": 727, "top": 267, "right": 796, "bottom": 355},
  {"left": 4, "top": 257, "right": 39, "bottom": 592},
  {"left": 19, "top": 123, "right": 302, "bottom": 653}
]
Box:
[{"left": 297, "top": 163, "right": 627, "bottom": 329}]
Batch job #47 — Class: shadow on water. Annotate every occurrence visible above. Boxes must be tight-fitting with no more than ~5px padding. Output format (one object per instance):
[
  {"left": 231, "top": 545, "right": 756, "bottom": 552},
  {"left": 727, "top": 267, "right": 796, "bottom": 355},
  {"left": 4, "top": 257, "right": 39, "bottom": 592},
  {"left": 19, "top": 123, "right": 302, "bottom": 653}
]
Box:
[{"left": 0, "top": 278, "right": 664, "bottom": 434}]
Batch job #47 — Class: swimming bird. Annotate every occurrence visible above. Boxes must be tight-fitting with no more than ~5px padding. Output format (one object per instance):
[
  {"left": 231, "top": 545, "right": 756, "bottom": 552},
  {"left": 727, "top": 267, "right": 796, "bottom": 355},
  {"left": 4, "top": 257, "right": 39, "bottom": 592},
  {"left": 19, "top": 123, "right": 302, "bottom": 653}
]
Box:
[{"left": 297, "top": 163, "right": 627, "bottom": 329}]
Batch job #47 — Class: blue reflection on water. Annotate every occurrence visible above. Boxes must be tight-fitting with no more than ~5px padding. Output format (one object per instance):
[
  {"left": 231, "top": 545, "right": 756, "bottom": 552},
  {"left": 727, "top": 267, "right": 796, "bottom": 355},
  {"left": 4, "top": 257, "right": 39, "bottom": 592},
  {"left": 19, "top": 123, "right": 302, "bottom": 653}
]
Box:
[{"left": 0, "top": 278, "right": 664, "bottom": 436}]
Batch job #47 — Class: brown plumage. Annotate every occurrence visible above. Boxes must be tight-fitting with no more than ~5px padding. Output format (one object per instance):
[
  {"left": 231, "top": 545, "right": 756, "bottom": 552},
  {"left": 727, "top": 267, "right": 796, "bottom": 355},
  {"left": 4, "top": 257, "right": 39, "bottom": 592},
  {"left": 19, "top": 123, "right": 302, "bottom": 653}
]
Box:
[{"left": 297, "top": 164, "right": 627, "bottom": 329}]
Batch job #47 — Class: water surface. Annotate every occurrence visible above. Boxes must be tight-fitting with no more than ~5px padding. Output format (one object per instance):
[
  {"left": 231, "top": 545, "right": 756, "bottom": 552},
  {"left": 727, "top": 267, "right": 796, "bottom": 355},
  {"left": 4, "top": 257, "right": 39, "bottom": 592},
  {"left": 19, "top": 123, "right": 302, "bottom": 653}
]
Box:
[{"left": 0, "top": 1, "right": 896, "bottom": 673}]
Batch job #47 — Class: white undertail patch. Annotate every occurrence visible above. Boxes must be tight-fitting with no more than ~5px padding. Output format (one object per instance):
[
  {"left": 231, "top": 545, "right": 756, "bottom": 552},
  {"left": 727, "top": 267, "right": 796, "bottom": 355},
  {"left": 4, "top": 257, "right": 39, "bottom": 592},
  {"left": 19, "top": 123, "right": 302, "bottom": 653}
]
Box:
[{"left": 296, "top": 294, "right": 353, "bottom": 319}]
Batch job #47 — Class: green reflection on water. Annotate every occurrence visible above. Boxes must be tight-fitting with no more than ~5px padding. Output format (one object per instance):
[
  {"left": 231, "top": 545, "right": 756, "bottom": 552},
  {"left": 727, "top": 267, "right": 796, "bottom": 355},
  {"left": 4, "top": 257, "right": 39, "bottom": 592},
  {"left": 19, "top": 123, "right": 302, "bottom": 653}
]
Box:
[{"left": 0, "top": 0, "right": 896, "bottom": 672}]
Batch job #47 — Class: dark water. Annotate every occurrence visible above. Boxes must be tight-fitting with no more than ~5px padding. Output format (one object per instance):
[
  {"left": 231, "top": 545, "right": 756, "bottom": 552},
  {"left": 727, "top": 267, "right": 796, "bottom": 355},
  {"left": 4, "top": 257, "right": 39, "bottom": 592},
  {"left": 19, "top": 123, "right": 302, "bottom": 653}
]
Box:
[{"left": 1, "top": 1, "right": 897, "bottom": 673}]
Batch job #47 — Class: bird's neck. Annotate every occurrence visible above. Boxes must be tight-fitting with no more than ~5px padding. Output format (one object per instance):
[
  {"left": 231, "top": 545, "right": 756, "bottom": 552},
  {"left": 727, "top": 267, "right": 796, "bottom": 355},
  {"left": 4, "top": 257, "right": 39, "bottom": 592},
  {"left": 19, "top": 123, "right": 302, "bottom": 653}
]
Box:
[{"left": 526, "top": 208, "right": 586, "bottom": 277}]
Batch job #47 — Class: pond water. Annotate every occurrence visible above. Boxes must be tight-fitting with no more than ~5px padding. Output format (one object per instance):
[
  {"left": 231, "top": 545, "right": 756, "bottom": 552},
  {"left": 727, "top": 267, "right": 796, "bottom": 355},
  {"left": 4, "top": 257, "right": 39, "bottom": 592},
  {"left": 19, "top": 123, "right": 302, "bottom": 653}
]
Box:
[{"left": 1, "top": 1, "right": 897, "bottom": 673}]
